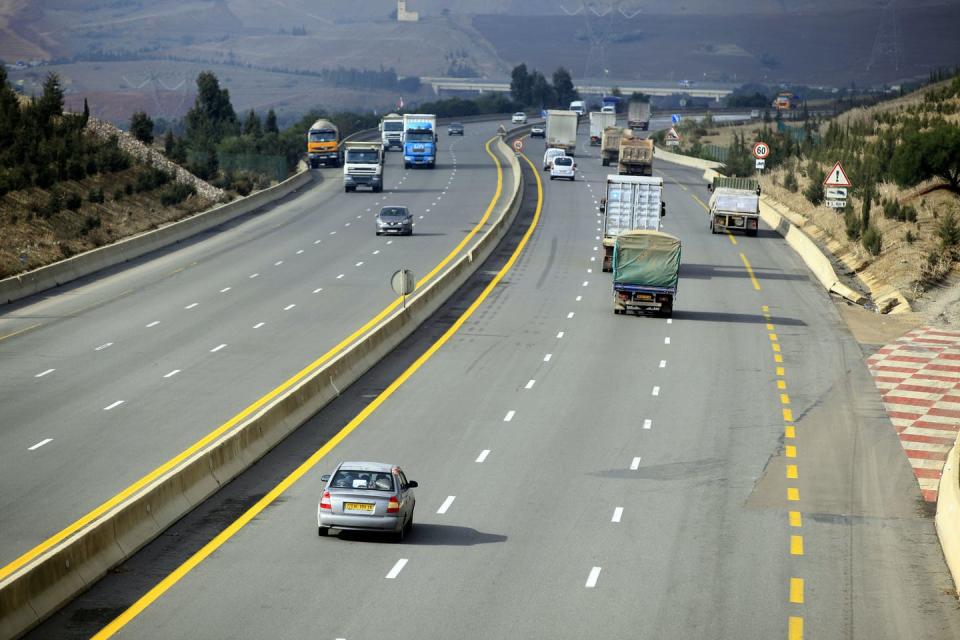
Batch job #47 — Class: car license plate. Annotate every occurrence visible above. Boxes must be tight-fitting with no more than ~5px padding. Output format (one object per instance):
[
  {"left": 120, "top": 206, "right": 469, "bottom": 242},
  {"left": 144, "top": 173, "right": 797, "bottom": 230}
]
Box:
[
  {"left": 635, "top": 293, "right": 653, "bottom": 301},
  {"left": 344, "top": 502, "right": 374, "bottom": 513}
]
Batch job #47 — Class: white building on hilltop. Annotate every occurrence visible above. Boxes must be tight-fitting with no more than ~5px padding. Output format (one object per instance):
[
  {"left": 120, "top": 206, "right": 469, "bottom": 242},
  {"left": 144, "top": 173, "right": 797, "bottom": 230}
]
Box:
[{"left": 397, "top": 0, "right": 419, "bottom": 22}]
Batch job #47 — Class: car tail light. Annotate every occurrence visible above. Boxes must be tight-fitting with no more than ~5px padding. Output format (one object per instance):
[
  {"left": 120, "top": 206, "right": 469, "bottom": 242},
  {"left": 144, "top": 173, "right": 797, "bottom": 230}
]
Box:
[
  {"left": 619, "top": 292, "right": 629, "bottom": 301},
  {"left": 387, "top": 496, "right": 400, "bottom": 514},
  {"left": 320, "top": 491, "right": 331, "bottom": 511},
  {"left": 656, "top": 294, "right": 670, "bottom": 303}
]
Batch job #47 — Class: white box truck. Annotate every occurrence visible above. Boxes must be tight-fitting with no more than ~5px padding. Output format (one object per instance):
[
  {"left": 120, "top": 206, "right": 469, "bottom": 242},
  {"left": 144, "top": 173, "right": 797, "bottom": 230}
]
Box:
[
  {"left": 589, "top": 111, "right": 616, "bottom": 146},
  {"left": 343, "top": 141, "right": 384, "bottom": 192},
  {"left": 546, "top": 110, "right": 578, "bottom": 156},
  {"left": 599, "top": 175, "right": 666, "bottom": 272}
]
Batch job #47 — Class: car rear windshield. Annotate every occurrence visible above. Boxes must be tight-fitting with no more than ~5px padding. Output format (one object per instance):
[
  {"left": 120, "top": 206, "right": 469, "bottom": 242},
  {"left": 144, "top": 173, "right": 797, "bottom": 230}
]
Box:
[
  {"left": 379, "top": 207, "right": 409, "bottom": 218},
  {"left": 554, "top": 157, "right": 573, "bottom": 166},
  {"left": 330, "top": 470, "right": 395, "bottom": 491}
]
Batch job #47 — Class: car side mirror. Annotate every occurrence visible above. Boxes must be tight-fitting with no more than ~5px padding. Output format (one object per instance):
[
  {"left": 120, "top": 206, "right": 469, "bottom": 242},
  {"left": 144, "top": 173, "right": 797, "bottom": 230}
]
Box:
[
  {"left": 321, "top": 474, "right": 331, "bottom": 482},
  {"left": 661, "top": 202, "right": 667, "bottom": 217},
  {"left": 406, "top": 480, "right": 419, "bottom": 489},
  {"left": 574, "top": 164, "right": 578, "bottom": 169},
  {"left": 707, "top": 183, "right": 714, "bottom": 192}
]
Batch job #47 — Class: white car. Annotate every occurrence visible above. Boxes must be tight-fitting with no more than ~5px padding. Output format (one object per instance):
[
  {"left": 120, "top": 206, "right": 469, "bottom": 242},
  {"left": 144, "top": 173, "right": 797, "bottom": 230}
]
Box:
[
  {"left": 550, "top": 155, "right": 576, "bottom": 181},
  {"left": 543, "top": 148, "right": 566, "bottom": 171},
  {"left": 512, "top": 112, "right": 527, "bottom": 124}
]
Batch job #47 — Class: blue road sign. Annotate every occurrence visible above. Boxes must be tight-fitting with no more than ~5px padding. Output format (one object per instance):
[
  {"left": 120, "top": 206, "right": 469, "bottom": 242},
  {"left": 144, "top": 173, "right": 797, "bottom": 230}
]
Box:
[{"left": 671, "top": 114, "right": 682, "bottom": 124}]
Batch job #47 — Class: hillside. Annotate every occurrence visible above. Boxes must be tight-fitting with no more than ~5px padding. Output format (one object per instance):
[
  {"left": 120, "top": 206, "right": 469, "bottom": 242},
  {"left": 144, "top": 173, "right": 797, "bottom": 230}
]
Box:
[
  {"left": 688, "top": 75, "right": 960, "bottom": 322},
  {"left": 0, "top": 73, "right": 222, "bottom": 279}
]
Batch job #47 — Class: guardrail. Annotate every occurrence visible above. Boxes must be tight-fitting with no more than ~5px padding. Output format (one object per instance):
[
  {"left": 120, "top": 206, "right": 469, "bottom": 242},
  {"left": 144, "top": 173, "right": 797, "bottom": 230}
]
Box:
[{"left": 0, "top": 127, "right": 528, "bottom": 640}]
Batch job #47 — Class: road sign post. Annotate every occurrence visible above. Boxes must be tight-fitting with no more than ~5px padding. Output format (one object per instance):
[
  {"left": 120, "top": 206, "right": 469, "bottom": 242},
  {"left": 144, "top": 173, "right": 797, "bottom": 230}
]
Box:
[
  {"left": 823, "top": 161, "right": 852, "bottom": 211},
  {"left": 391, "top": 269, "right": 415, "bottom": 308}
]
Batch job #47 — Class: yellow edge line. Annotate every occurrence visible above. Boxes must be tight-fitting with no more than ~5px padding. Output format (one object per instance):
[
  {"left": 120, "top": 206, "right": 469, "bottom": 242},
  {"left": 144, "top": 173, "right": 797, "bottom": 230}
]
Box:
[
  {"left": 726, "top": 230, "right": 738, "bottom": 246},
  {"left": 0, "top": 137, "right": 505, "bottom": 583},
  {"left": 94, "top": 150, "right": 544, "bottom": 639},
  {"left": 0, "top": 322, "right": 43, "bottom": 343},
  {"left": 691, "top": 194, "right": 709, "bottom": 211},
  {"left": 739, "top": 252, "right": 761, "bottom": 290}
]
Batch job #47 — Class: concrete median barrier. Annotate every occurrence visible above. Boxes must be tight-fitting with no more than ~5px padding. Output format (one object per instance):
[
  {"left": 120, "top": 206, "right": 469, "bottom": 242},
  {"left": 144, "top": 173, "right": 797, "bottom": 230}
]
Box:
[
  {"left": 0, "top": 133, "right": 525, "bottom": 640},
  {"left": 937, "top": 436, "right": 960, "bottom": 595}
]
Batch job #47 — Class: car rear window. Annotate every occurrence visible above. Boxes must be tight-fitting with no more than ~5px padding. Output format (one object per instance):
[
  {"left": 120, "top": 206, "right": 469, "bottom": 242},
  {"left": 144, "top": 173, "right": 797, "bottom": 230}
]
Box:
[
  {"left": 330, "top": 470, "right": 395, "bottom": 491},
  {"left": 554, "top": 157, "right": 573, "bottom": 166}
]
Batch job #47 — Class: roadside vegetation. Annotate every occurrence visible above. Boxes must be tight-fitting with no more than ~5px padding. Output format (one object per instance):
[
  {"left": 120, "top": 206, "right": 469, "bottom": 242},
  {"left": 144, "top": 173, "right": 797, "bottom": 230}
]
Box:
[
  {"left": 662, "top": 70, "right": 960, "bottom": 303},
  {"left": 0, "top": 67, "right": 215, "bottom": 278}
]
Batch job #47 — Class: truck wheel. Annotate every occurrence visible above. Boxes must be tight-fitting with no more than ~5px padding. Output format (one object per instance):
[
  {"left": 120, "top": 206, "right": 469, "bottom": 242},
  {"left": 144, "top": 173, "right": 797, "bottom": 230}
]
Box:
[{"left": 602, "top": 158, "right": 609, "bottom": 167}]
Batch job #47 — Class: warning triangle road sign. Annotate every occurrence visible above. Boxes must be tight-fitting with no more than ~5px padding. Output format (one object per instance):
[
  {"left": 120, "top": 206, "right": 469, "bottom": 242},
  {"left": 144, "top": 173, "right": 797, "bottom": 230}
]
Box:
[
  {"left": 823, "top": 161, "right": 852, "bottom": 188},
  {"left": 666, "top": 127, "right": 681, "bottom": 141}
]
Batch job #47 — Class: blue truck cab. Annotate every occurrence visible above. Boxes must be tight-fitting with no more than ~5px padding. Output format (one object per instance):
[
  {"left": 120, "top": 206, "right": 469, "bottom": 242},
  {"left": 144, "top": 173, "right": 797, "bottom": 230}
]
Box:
[{"left": 402, "top": 114, "right": 438, "bottom": 169}]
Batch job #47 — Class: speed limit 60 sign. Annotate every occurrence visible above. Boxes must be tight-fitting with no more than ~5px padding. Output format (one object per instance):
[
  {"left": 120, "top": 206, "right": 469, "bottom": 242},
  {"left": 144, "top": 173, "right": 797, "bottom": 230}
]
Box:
[
  {"left": 512, "top": 139, "right": 524, "bottom": 153},
  {"left": 753, "top": 141, "right": 770, "bottom": 159}
]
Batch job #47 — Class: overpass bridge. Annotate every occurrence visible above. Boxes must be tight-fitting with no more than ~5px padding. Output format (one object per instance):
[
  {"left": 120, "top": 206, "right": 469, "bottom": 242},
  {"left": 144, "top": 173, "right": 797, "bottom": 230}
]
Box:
[{"left": 419, "top": 76, "right": 734, "bottom": 101}]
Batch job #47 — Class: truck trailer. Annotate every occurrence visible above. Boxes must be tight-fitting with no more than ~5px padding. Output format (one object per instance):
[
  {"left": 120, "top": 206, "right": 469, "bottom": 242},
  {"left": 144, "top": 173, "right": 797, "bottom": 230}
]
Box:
[
  {"left": 617, "top": 137, "right": 654, "bottom": 176},
  {"left": 589, "top": 111, "right": 616, "bottom": 146},
  {"left": 708, "top": 176, "right": 761, "bottom": 236},
  {"left": 613, "top": 230, "right": 681, "bottom": 317},
  {"left": 627, "top": 100, "right": 651, "bottom": 131},
  {"left": 601, "top": 127, "right": 628, "bottom": 167},
  {"left": 545, "top": 110, "right": 578, "bottom": 156},
  {"left": 600, "top": 174, "right": 666, "bottom": 272}
]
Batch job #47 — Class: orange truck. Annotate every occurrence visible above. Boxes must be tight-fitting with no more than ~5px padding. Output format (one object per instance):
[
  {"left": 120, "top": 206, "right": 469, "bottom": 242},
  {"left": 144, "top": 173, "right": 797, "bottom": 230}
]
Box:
[{"left": 307, "top": 119, "right": 341, "bottom": 168}]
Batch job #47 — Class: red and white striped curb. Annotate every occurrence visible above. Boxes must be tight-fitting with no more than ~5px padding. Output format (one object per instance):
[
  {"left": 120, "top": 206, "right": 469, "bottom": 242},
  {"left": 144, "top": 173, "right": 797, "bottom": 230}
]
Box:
[{"left": 866, "top": 326, "right": 960, "bottom": 502}]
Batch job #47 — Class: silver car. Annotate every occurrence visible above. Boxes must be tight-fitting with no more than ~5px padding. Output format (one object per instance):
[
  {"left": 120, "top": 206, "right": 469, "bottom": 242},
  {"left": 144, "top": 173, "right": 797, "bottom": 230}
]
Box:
[
  {"left": 317, "top": 461, "right": 417, "bottom": 541},
  {"left": 375, "top": 206, "right": 413, "bottom": 236}
]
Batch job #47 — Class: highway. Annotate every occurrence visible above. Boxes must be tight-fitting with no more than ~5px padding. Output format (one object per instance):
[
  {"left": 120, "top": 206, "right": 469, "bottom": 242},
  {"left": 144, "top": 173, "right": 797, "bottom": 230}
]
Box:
[
  {"left": 32, "top": 123, "right": 960, "bottom": 638},
  {"left": 0, "top": 119, "right": 516, "bottom": 576}
]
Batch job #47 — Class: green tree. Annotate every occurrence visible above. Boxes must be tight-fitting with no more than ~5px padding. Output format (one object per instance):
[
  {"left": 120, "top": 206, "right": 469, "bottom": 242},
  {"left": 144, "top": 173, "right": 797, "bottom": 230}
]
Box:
[
  {"left": 529, "top": 71, "right": 554, "bottom": 108},
  {"left": 163, "top": 129, "right": 175, "bottom": 156},
  {"left": 510, "top": 63, "right": 532, "bottom": 106},
  {"left": 129, "top": 110, "right": 154, "bottom": 144},
  {"left": 184, "top": 71, "right": 239, "bottom": 149},
  {"left": 891, "top": 123, "right": 960, "bottom": 191},
  {"left": 81, "top": 98, "right": 90, "bottom": 128},
  {"left": 265, "top": 109, "right": 279, "bottom": 135},
  {"left": 805, "top": 168, "right": 825, "bottom": 206},
  {"left": 243, "top": 109, "right": 262, "bottom": 137},
  {"left": 37, "top": 72, "right": 64, "bottom": 124},
  {"left": 860, "top": 185, "right": 872, "bottom": 231},
  {"left": 552, "top": 67, "right": 579, "bottom": 106}
]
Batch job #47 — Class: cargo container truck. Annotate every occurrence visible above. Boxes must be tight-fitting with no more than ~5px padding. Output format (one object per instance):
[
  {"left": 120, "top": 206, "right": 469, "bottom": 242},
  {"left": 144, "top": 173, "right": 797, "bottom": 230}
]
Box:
[
  {"left": 402, "top": 114, "right": 437, "bottom": 168},
  {"left": 546, "top": 110, "right": 578, "bottom": 156},
  {"left": 589, "top": 111, "right": 616, "bottom": 146},
  {"left": 343, "top": 141, "right": 384, "bottom": 192},
  {"left": 599, "top": 175, "right": 666, "bottom": 272},
  {"left": 380, "top": 113, "right": 404, "bottom": 150}
]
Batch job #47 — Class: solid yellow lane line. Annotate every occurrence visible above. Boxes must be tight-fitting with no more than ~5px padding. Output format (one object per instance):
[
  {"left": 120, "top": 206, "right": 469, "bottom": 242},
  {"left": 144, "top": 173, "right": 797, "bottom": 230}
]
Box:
[
  {"left": 0, "top": 322, "right": 43, "bottom": 343},
  {"left": 691, "top": 194, "right": 709, "bottom": 211},
  {"left": 739, "top": 252, "right": 761, "bottom": 290},
  {"left": 0, "top": 137, "right": 506, "bottom": 583},
  {"left": 93, "top": 151, "right": 544, "bottom": 638},
  {"left": 726, "top": 230, "right": 738, "bottom": 245}
]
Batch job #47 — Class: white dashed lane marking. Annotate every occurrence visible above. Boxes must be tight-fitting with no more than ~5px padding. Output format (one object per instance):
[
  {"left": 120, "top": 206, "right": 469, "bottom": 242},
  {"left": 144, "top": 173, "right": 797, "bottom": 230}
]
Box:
[
  {"left": 436, "top": 496, "right": 456, "bottom": 514},
  {"left": 504, "top": 410, "right": 515, "bottom": 422},
  {"left": 146, "top": 321, "right": 160, "bottom": 328},
  {"left": 95, "top": 343, "right": 113, "bottom": 351},
  {"left": 253, "top": 322, "right": 265, "bottom": 329},
  {"left": 585, "top": 567, "right": 602, "bottom": 588},
  {"left": 103, "top": 400, "right": 125, "bottom": 411},
  {"left": 28, "top": 438, "right": 53, "bottom": 451},
  {"left": 249, "top": 273, "right": 259, "bottom": 279},
  {"left": 274, "top": 261, "right": 283, "bottom": 266},
  {"left": 652, "top": 386, "right": 660, "bottom": 396},
  {"left": 34, "top": 369, "right": 55, "bottom": 378},
  {"left": 184, "top": 303, "right": 198, "bottom": 310},
  {"left": 476, "top": 449, "right": 490, "bottom": 463},
  {"left": 525, "top": 379, "right": 536, "bottom": 389},
  {"left": 612, "top": 507, "right": 623, "bottom": 523},
  {"left": 164, "top": 369, "right": 181, "bottom": 379},
  {"left": 385, "top": 559, "right": 408, "bottom": 579},
  {"left": 630, "top": 457, "right": 642, "bottom": 470},
  {"left": 220, "top": 287, "right": 231, "bottom": 293},
  {"left": 643, "top": 419, "right": 652, "bottom": 430},
  {"left": 283, "top": 304, "right": 296, "bottom": 311},
  {"left": 210, "top": 344, "right": 227, "bottom": 353}
]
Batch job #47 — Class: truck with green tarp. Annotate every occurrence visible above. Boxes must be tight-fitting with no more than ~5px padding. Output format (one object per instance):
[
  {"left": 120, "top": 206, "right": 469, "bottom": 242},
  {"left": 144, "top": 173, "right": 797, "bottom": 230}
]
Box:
[{"left": 612, "top": 230, "right": 681, "bottom": 317}]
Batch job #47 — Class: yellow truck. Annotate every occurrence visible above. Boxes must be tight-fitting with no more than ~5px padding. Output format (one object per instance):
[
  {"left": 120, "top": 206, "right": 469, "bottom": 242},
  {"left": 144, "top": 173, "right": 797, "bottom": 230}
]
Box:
[
  {"left": 617, "top": 137, "right": 654, "bottom": 176},
  {"left": 307, "top": 119, "right": 341, "bottom": 168}
]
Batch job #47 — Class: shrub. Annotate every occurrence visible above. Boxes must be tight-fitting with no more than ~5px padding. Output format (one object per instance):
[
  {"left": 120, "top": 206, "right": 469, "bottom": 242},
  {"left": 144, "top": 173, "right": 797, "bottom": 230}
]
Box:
[
  {"left": 804, "top": 169, "right": 825, "bottom": 205},
  {"left": 134, "top": 167, "right": 171, "bottom": 193},
  {"left": 159, "top": 182, "right": 195, "bottom": 206},
  {"left": 129, "top": 111, "right": 154, "bottom": 144},
  {"left": 938, "top": 211, "right": 960, "bottom": 247},
  {"left": 783, "top": 171, "right": 798, "bottom": 192},
  {"left": 113, "top": 186, "right": 125, "bottom": 201},
  {"left": 862, "top": 225, "right": 882, "bottom": 255},
  {"left": 844, "top": 207, "right": 861, "bottom": 240},
  {"left": 64, "top": 191, "right": 82, "bottom": 210},
  {"left": 81, "top": 214, "right": 101, "bottom": 234},
  {"left": 905, "top": 230, "right": 916, "bottom": 244},
  {"left": 41, "top": 189, "right": 62, "bottom": 218},
  {"left": 87, "top": 186, "right": 105, "bottom": 203}
]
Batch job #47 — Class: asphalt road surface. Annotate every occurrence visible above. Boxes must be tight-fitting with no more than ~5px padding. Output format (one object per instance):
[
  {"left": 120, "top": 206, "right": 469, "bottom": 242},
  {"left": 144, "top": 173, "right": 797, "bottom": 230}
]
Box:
[
  {"left": 26, "top": 122, "right": 960, "bottom": 640},
  {"left": 0, "top": 119, "right": 516, "bottom": 573}
]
